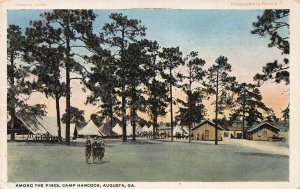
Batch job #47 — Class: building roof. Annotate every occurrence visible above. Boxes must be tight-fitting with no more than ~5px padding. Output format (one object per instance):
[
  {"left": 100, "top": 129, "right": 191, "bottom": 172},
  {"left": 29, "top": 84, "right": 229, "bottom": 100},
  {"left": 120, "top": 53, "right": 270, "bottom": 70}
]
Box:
[
  {"left": 246, "top": 122, "right": 280, "bottom": 133},
  {"left": 192, "top": 120, "right": 224, "bottom": 131},
  {"left": 229, "top": 125, "right": 243, "bottom": 131}
]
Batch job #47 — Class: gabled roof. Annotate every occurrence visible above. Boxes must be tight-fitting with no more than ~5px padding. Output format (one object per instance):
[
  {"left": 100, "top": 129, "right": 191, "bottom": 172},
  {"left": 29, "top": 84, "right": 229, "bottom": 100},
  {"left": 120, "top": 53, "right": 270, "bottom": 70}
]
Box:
[
  {"left": 229, "top": 125, "right": 243, "bottom": 131},
  {"left": 192, "top": 120, "right": 224, "bottom": 131},
  {"left": 247, "top": 122, "right": 280, "bottom": 132}
]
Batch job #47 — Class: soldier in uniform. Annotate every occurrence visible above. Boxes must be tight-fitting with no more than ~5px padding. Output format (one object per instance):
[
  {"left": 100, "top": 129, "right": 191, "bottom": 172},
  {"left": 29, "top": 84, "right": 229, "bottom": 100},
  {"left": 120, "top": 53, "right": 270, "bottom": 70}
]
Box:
[{"left": 85, "top": 137, "right": 92, "bottom": 163}]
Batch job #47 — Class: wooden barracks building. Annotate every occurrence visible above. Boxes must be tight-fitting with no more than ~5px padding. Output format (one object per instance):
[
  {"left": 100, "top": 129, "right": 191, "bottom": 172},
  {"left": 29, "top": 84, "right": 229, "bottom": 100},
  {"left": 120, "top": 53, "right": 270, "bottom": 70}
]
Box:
[
  {"left": 246, "top": 122, "right": 280, "bottom": 141},
  {"left": 192, "top": 120, "right": 224, "bottom": 141}
]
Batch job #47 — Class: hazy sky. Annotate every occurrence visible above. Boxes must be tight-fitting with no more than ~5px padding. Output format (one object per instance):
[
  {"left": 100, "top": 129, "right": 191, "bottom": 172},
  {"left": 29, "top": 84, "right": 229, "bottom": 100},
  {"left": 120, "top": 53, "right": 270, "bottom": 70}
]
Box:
[{"left": 8, "top": 9, "right": 289, "bottom": 122}]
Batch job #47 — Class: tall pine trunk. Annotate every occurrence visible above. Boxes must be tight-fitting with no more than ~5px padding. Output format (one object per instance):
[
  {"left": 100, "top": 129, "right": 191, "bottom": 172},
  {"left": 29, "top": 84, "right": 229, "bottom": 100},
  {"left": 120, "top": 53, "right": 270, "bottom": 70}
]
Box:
[
  {"left": 153, "top": 112, "right": 158, "bottom": 139},
  {"left": 121, "top": 85, "right": 127, "bottom": 142},
  {"left": 55, "top": 93, "right": 62, "bottom": 143},
  {"left": 132, "top": 87, "right": 137, "bottom": 141},
  {"left": 65, "top": 27, "right": 71, "bottom": 144},
  {"left": 110, "top": 106, "right": 114, "bottom": 136},
  {"left": 132, "top": 108, "right": 136, "bottom": 141},
  {"left": 188, "top": 65, "right": 192, "bottom": 142},
  {"left": 242, "top": 88, "right": 246, "bottom": 139},
  {"left": 214, "top": 70, "right": 219, "bottom": 145},
  {"left": 9, "top": 52, "right": 15, "bottom": 141},
  {"left": 170, "top": 67, "right": 174, "bottom": 141},
  {"left": 121, "top": 28, "right": 127, "bottom": 142}
]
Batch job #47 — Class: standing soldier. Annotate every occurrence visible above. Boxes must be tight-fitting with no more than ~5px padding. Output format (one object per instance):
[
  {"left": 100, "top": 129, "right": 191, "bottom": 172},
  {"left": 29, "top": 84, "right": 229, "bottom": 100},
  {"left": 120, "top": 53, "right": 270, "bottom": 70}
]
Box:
[
  {"left": 85, "top": 137, "right": 92, "bottom": 164},
  {"left": 92, "top": 137, "right": 98, "bottom": 163}
]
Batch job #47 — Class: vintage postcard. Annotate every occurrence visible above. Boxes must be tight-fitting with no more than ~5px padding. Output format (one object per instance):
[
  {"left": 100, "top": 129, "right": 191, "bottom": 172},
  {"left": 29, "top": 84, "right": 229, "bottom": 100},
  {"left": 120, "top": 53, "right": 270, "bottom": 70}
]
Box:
[{"left": 1, "top": 0, "right": 300, "bottom": 189}]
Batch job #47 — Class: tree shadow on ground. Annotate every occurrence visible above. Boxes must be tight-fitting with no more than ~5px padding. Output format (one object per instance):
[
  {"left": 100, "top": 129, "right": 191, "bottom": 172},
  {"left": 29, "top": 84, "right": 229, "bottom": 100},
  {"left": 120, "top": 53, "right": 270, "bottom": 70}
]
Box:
[{"left": 235, "top": 152, "right": 289, "bottom": 159}]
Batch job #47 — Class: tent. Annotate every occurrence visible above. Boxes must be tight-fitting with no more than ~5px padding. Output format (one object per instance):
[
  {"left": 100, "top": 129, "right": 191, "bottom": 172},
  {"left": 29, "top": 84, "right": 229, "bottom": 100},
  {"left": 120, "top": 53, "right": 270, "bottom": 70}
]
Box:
[
  {"left": 61, "top": 123, "right": 76, "bottom": 138},
  {"left": 37, "top": 116, "right": 76, "bottom": 139},
  {"left": 142, "top": 126, "right": 149, "bottom": 132},
  {"left": 112, "top": 123, "right": 123, "bottom": 136},
  {"left": 173, "top": 125, "right": 188, "bottom": 136},
  {"left": 182, "top": 126, "right": 189, "bottom": 136},
  {"left": 148, "top": 125, "right": 153, "bottom": 132},
  {"left": 78, "top": 120, "right": 104, "bottom": 137},
  {"left": 14, "top": 113, "right": 47, "bottom": 135},
  {"left": 135, "top": 124, "right": 143, "bottom": 134},
  {"left": 126, "top": 124, "right": 133, "bottom": 136},
  {"left": 142, "top": 125, "right": 153, "bottom": 132},
  {"left": 36, "top": 116, "right": 57, "bottom": 136}
]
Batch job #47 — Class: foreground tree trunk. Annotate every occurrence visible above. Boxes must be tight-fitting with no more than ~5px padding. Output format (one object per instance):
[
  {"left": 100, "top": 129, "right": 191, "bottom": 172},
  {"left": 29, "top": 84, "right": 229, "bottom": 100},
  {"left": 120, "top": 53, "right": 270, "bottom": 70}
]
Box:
[
  {"left": 170, "top": 67, "right": 174, "bottom": 141},
  {"left": 65, "top": 32, "right": 71, "bottom": 144},
  {"left": 121, "top": 85, "right": 127, "bottom": 142},
  {"left": 214, "top": 70, "right": 219, "bottom": 145},
  {"left": 55, "top": 93, "right": 62, "bottom": 143},
  {"left": 9, "top": 52, "right": 15, "bottom": 141}
]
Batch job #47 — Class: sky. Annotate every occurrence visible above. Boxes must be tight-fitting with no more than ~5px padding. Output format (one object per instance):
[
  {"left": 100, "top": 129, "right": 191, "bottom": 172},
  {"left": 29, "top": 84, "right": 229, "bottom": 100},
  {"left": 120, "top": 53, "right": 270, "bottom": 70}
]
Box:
[{"left": 7, "top": 9, "right": 289, "bottom": 122}]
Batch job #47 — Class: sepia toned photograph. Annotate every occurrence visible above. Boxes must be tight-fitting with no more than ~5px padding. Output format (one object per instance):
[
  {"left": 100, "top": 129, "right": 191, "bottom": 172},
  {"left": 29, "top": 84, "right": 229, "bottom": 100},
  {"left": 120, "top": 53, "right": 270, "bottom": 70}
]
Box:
[{"left": 3, "top": 5, "right": 294, "bottom": 185}]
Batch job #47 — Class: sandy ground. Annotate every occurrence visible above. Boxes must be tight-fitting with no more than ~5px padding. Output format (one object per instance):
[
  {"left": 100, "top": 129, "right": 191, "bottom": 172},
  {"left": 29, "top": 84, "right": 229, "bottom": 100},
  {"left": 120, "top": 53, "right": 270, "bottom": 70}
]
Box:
[
  {"left": 222, "top": 138, "right": 289, "bottom": 156},
  {"left": 7, "top": 139, "right": 288, "bottom": 182}
]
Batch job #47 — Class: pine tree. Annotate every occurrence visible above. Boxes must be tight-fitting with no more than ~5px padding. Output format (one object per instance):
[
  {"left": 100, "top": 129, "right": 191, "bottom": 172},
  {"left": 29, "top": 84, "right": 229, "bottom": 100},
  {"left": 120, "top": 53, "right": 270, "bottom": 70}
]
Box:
[
  {"left": 206, "top": 56, "right": 236, "bottom": 145},
  {"left": 178, "top": 51, "right": 206, "bottom": 142},
  {"left": 24, "top": 20, "right": 65, "bottom": 142},
  {"left": 41, "top": 10, "right": 98, "bottom": 143},
  {"left": 159, "top": 47, "right": 183, "bottom": 141},
  {"left": 232, "top": 82, "right": 270, "bottom": 138},
  {"left": 102, "top": 13, "right": 146, "bottom": 142},
  {"left": 252, "top": 10, "right": 289, "bottom": 85},
  {"left": 143, "top": 41, "right": 169, "bottom": 139},
  {"left": 7, "top": 25, "right": 46, "bottom": 141}
]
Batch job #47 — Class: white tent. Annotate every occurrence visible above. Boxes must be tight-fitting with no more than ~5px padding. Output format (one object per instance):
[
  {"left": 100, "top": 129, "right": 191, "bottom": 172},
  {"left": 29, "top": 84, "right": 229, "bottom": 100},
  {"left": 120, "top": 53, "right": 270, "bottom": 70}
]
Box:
[
  {"left": 14, "top": 113, "right": 47, "bottom": 135},
  {"left": 78, "top": 120, "right": 103, "bottom": 136},
  {"left": 112, "top": 123, "right": 123, "bottom": 135},
  {"left": 182, "top": 126, "right": 189, "bottom": 136},
  {"left": 61, "top": 123, "right": 76, "bottom": 138},
  {"left": 142, "top": 125, "right": 153, "bottom": 132},
  {"left": 135, "top": 124, "right": 143, "bottom": 134},
  {"left": 142, "top": 126, "right": 149, "bottom": 132},
  {"left": 148, "top": 125, "right": 153, "bottom": 132},
  {"left": 173, "top": 125, "right": 186, "bottom": 136},
  {"left": 37, "top": 117, "right": 59, "bottom": 137},
  {"left": 37, "top": 116, "right": 76, "bottom": 139},
  {"left": 126, "top": 124, "right": 133, "bottom": 136}
]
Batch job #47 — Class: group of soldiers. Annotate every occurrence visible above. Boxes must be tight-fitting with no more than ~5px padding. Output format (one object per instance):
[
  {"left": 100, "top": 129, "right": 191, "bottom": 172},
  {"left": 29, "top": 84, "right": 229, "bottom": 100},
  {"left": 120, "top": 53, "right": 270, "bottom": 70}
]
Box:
[{"left": 85, "top": 137, "right": 105, "bottom": 164}]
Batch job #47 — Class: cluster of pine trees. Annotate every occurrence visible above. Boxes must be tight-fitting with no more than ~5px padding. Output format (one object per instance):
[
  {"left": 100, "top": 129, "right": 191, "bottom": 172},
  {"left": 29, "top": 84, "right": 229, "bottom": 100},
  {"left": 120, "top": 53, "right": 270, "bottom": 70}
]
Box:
[{"left": 7, "top": 10, "right": 289, "bottom": 145}]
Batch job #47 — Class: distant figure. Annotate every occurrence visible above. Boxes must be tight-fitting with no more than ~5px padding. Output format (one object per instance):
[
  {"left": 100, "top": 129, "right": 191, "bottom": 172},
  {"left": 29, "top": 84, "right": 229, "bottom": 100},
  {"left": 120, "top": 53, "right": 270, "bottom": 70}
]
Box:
[{"left": 85, "top": 137, "right": 92, "bottom": 163}]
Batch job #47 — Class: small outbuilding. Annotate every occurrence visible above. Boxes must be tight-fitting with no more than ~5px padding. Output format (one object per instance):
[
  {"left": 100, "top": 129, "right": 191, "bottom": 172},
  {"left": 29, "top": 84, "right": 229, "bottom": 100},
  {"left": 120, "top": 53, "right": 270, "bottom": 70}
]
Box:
[
  {"left": 228, "top": 125, "right": 243, "bottom": 139},
  {"left": 192, "top": 120, "right": 224, "bottom": 141},
  {"left": 246, "top": 122, "right": 280, "bottom": 141}
]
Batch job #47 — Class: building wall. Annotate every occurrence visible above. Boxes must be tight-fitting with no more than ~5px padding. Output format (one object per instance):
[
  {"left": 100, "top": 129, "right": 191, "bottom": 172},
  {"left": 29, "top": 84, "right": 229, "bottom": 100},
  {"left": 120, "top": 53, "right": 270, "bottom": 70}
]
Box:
[
  {"left": 246, "top": 125, "right": 279, "bottom": 141},
  {"left": 192, "top": 122, "right": 222, "bottom": 141}
]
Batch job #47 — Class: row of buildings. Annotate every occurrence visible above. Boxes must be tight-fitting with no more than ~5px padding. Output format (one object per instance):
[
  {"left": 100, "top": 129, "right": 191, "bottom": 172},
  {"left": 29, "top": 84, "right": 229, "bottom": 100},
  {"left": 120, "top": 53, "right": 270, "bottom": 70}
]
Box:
[{"left": 7, "top": 113, "right": 283, "bottom": 142}]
